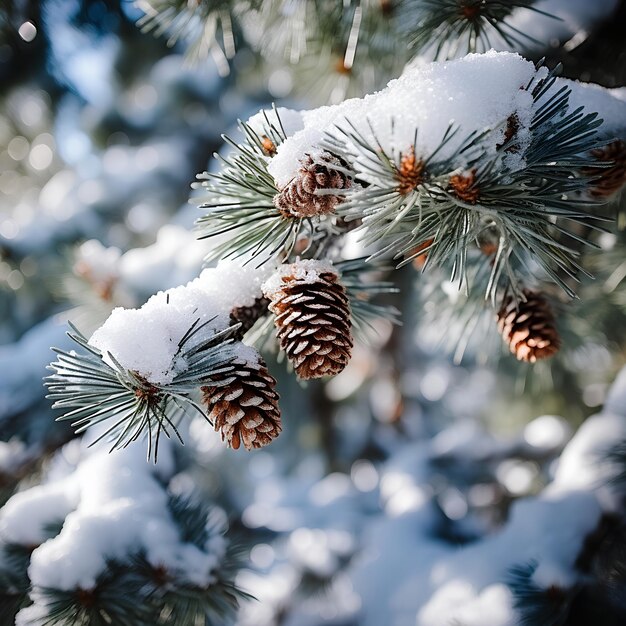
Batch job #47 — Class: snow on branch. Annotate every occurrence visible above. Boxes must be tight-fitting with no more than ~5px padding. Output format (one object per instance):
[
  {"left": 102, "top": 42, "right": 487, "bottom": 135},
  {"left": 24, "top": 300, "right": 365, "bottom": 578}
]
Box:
[
  {"left": 46, "top": 262, "right": 276, "bottom": 459},
  {"left": 200, "top": 51, "right": 626, "bottom": 315},
  {"left": 47, "top": 52, "right": 626, "bottom": 461},
  {"left": 0, "top": 435, "right": 247, "bottom": 625}
]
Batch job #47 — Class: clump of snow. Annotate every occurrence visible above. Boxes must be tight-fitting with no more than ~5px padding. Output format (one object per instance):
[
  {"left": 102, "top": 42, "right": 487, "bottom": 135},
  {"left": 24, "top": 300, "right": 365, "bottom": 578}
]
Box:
[
  {"left": 89, "top": 285, "right": 228, "bottom": 384},
  {"left": 361, "top": 51, "right": 535, "bottom": 166},
  {"left": 268, "top": 51, "right": 626, "bottom": 194},
  {"left": 262, "top": 259, "right": 338, "bottom": 299},
  {"left": 15, "top": 602, "right": 49, "bottom": 626},
  {"left": 558, "top": 78, "right": 626, "bottom": 138},
  {"left": 268, "top": 95, "right": 369, "bottom": 188},
  {"left": 266, "top": 128, "right": 323, "bottom": 188},
  {"left": 269, "top": 52, "right": 539, "bottom": 187},
  {"left": 89, "top": 260, "right": 274, "bottom": 384},
  {"left": 0, "top": 481, "right": 79, "bottom": 546},
  {"left": 1, "top": 435, "right": 227, "bottom": 597},
  {"left": 245, "top": 107, "right": 304, "bottom": 141},
  {"left": 198, "top": 259, "right": 276, "bottom": 312}
]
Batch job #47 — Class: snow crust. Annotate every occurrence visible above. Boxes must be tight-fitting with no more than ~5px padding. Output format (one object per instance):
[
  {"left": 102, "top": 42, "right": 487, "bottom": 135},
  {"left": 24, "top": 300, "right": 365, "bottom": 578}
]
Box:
[
  {"left": 0, "top": 434, "right": 227, "bottom": 596},
  {"left": 89, "top": 260, "right": 274, "bottom": 384}
]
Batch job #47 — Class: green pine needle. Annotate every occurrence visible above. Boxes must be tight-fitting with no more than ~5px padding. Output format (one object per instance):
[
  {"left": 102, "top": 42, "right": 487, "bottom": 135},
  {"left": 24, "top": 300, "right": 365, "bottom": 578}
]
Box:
[
  {"left": 45, "top": 321, "right": 238, "bottom": 462},
  {"left": 194, "top": 112, "right": 313, "bottom": 266}
]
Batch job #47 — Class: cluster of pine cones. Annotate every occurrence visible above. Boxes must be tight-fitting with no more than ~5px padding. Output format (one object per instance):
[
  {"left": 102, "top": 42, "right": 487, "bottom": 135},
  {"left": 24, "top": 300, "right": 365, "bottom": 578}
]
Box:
[{"left": 202, "top": 147, "right": 564, "bottom": 452}]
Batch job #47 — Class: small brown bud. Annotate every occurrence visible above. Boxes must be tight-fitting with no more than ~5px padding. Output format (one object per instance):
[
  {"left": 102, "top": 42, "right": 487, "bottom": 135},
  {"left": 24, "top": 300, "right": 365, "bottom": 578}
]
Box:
[
  {"left": 449, "top": 169, "right": 480, "bottom": 204},
  {"left": 397, "top": 147, "right": 425, "bottom": 195}
]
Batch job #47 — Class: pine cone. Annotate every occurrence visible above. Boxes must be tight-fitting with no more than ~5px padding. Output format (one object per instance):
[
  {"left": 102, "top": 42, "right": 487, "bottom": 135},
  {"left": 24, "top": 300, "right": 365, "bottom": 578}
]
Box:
[
  {"left": 264, "top": 261, "right": 353, "bottom": 379},
  {"left": 497, "top": 290, "right": 560, "bottom": 363},
  {"left": 274, "top": 153, "right": 350, "bottom": 219},
  {"left": 201, "top": 357, "right": 281, "bottom": 450},
  {"left": 229, "top": 297, "right": 270, "bottom": 340}
]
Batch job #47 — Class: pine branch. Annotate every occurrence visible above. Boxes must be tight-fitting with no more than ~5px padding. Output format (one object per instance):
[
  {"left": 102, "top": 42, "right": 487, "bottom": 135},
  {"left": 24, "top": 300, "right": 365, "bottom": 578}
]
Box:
[
  {"left": 136, "top": 0, "right": 242, "bottom": 72},
  {"left": 255, "top": 0, "right": 407, "bottom": 103},
  {"left": 325, "top": 72, "right": 608, "bottom": 302},
  {"left": 0, "top": 544, "right": 31, "bottom": 625},
  {"left": 335, "top": 257, "right": 401, "bottom": 335},
  {"left": 195, "top": 113, "right": 314, "bottom": 266},
  {"left": 45, "top": 322, "right": 239, "bottom": 462},
  {"left": 0, "top": 496, "right": 249, "bottom": 626}
]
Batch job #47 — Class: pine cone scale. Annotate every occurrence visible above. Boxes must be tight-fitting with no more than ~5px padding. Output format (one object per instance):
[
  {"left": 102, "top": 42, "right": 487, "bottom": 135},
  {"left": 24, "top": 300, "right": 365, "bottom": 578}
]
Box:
[
  {"left": 273, "top": 153, "right": 351, "bottom": 218},
  {"left": 202, "top": 356, "right": 281, "bottom": 450},
  {"left": 497, "top": 290, "right": 560, "bottom": 363}
]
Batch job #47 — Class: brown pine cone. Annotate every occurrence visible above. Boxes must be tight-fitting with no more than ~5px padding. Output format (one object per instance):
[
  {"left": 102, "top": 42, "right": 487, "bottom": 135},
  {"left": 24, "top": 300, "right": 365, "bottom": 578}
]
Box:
[
  {"left": 229, "top": 297, "right": 270, "bottom": 340},
  {"left": 264, "top": 261, "right": 353, "bottom": 379},
  {"left": 497, "top": 290, "right": 560, "bottom": 363},
  {"left": 201, "top": 356, "right": 281, "bottom": 450},
  {"left": 274, "top": 153, "right": 350, "bottom": 219}
]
